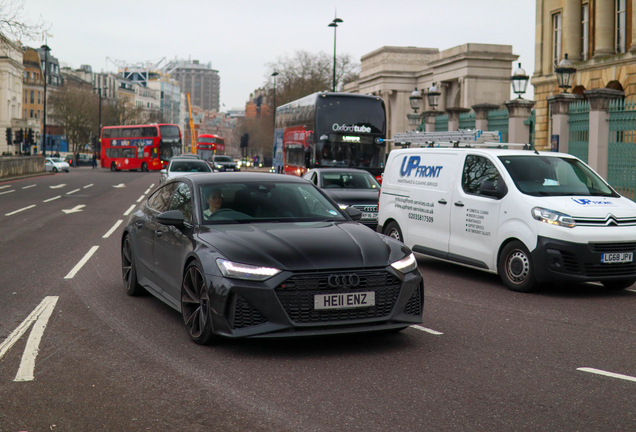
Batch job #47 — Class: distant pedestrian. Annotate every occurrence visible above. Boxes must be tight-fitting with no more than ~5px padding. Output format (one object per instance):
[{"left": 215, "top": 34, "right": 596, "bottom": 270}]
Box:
[
  {"left": 92, "top": 152, "right": 97, "bottom": 169},
  {"left": 75, "top": 152, "right": 80, "bottom": 167}
]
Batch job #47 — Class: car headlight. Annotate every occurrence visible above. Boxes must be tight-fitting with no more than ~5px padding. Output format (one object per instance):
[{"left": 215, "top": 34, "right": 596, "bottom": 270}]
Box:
[
  {"left": 217, "top": 259, "right": 281, "bottom": 281},
  {"left": 215, "top": 164, "right": 223, "bottom": 169},
  {"left": 390, "top": 253, "right": 418, "bottom": 273},
  {"left": 531, "top": 207, "right": 576, "bottom": 228}
]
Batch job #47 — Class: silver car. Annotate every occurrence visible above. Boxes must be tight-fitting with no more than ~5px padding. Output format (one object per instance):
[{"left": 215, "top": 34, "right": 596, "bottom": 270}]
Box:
[
  {"left": 45, "top": 157, "right": 70, "bottom": 173},
  {"left": 160, "top": 158, "right": 212, "bottom": 184}
]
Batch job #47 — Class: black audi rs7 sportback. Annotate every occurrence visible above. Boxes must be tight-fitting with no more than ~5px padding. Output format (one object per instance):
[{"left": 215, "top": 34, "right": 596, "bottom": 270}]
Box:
[{"left": 121, "top": 172, "right": 423, "bottom": 344}]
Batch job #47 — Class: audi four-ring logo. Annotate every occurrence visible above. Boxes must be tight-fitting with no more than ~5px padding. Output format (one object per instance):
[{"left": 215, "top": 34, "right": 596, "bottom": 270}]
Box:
[{"left": 327, "top": 274, "right": 360, "bottom": 288}]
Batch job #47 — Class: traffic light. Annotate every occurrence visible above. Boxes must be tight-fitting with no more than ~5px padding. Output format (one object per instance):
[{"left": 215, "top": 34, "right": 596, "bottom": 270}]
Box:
[
  {"left": 27, "top": 128, "right": 33, "bottom": 145},
  {"left": 240, "top": 133, "right": 249, "bottom": 148},
  {"left": 5, "top": 128, "right": 11, "bottom": 145},
  {"left": 14, "top": 128, "right": 23, "bottom": 144}
]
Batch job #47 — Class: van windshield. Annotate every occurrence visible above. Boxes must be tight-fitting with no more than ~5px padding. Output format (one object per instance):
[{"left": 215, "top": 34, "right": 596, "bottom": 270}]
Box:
[{"left": 499, "top": 155, "right": 619, "bottom": 197}]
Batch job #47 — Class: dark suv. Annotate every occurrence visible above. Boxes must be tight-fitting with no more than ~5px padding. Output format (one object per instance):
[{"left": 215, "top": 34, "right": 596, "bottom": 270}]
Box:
[{"left": 209, "top": 155, "right": 239, "bottom": 172}]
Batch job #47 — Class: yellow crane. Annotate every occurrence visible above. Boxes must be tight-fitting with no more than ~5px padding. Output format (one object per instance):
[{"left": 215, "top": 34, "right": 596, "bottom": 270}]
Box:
[{"left": 187, "top": 92, "right": 196, "bottom": 154}]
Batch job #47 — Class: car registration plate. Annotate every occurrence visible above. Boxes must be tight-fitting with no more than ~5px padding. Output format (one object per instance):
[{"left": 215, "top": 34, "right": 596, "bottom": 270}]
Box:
[
  {"left": 362, "top": 212, "right": 378, "bottom": 220},
  {"left": 314, "top": 291, "right": 375, "bottom": 310},
  {"left": 226, "top": 168, "right": 234, "bottom": 171},
  {"left": 601, "top": 252, "right": 633, "bottom": 264}
]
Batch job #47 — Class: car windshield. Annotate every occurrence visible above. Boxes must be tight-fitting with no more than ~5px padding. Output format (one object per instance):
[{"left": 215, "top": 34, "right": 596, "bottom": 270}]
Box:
[
  {"left": 49, "top": 158, "right": 64, "bottom": 163},
  {"left": 199, "top": 181, "right": 347, "bottom": 224},
  {"left": 320, "top": 171, "right": 380, "bottom": 189},
  {"left": 169, "top": 161, "right": 211, "bottom": 173},
  {"left": 499, "top": 155, "right": 619, "bottom": 197},
  {"left": 213, "top": 156, "right": 233, "bottom": 162}
]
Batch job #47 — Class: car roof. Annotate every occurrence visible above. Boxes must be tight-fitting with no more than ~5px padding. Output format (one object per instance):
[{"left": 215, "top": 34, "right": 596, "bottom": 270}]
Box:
[
  {"left": 309, "top": 168, "right": 373, "bottom": 174},
  {"left": 184, "top": 172, "right": 308, "bottom": 187}
]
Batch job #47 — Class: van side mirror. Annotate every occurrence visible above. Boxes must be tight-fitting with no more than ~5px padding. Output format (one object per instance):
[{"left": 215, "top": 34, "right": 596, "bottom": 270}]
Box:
[{"left": 479, "top": 180, "right": 506, "bottom": 199}]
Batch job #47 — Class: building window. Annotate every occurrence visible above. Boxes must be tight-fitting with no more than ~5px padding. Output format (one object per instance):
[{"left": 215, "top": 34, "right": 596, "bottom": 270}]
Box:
[
  {"left": 38, "top": 91, "right": 40, "bottom": 104},
  {"left": 29, "top": 110, "right": 34, "bottom": 118},
  {"left": 582, "top": 3, "right": 590, "bottom": 60},
  {"left": 616, "top": 0, "right": 626, "bottom": 53},
  {"left": 30, "top": 90, "right": 34, "bottom": 103},
  {"left": 23, "top": 90, "right": 27, "bottom": 103},
  {"left": 553, "top": 12, "right": 562, "bottom": 70}
]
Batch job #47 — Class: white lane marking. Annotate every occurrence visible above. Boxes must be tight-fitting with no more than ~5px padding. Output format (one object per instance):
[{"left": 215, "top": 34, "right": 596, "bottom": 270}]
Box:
[
  {"left": 136, "top": 195, "right": 145, "bottom": 203},
  {"left": 50, "top": 184, "right": 66, "bottom": 189},
  {"left": 66, "top": 188, "right": 80, "bottom": 195},
  {"left": 577, "top": 367, "right": 636, "bottom": 383},
  {"left": 0, "top": 190, "right": 15, "bottom": 196},
  {"left": 14, "top": 296, "right": 59, "bottom": 382},
  {"left": 83, "top": 184, "right": 93, "bottom": 189},
  {"left": 43, "top": 196, "right": 61, "bottom": 203},
  {"left": 410, "top": 325, "right": 444, "bottom": 335},
  {"left": 5, "top": 204, "right": 36, "bottom": 216},
  {"left": 113, "top": 183, "right": 126, "bottom": 188},
  {"left": 0, "top": 185, "right": 10, "bottom": 189},
  {"left": 148, "top": 183, "right": 155, "bottom": 189},
  {"left": 123, "top": 204, "right": 136, "bottom": 216},
  {"left": 22, "top": 184, "right": 36, "bottom": 189},
  {"left": 103, "top": 220, "right": 123, "bottom": 238},
  {"left": 62, "top": 205, "right": 85, "bottom": 214},
  {"left": 64, "top": 246, "right": 99, "bottom": 279},
  {"left": 0, "top": 296, "right": 59, "bottom": 382},
  {"left": 144, "top": 187, "right": 152, "bottom": 194}
]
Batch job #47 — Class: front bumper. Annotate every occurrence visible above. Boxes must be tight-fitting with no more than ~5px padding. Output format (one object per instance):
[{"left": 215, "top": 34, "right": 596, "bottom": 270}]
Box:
[
  {"left": 532, "top": 236, "right": 636, "bottom": 283},
  {"left": 207, "top": 267, "right": 424, "bottom": 338}
]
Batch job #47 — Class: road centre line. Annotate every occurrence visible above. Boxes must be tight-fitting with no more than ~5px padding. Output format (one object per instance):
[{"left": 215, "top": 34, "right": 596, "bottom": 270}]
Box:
[
  {"left": 0, "top": 190, "right": 15, "bottom": 196},
  {"left": 144, "top": 187, "right": 152, "bottom": 194},
  {"left": 66, "top": 188, "right": 80, "bottom": 195},
  {"left": 83, "top": 184, "right": 93, "bottom": 188},
  {"left": 43, "top": 196, "right": 61, "bottom": 202},
  {"left": 136, "top": 195, "right": 145, "bottom": 203},
  {"left": 410, "top": 325, "right": 443, "bottom": 335},
  {"left": 123, "top": 204, "right": 136, "bottom": 216},
  {"left": 577, "top": 367, "right": 636, "bottom": 383},
  {"left": 64, "top": 246, "right": 99, "bottom": 279},
  {"left": 5, "top": 204, "right": 36, "bottom": 216},
  {"left": 0, "top": 185, "right": 10, "bottom": 189},
  {"left": 22, "top": 184, "right": 36, "bottom": 189},
  {"left": 103, "top": 220, "right": 123, "bottom": 238}
]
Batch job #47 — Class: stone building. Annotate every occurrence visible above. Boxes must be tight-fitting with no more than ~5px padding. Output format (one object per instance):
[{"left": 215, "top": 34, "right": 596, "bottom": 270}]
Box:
[
  {"left": 532, "top": 0, "right": 636, "bottom": 149},
  {"left": 169, "top": 60, "right": 220, "bottom": 112},
  {"left": 0, "top": 35, "right": 24, "bottom": 155},
  {"left": 21, "top": 47, "right": 43, "bottom": 153},
  {"left": 344, "top": 44, "right": 519, "bottom": 142}
]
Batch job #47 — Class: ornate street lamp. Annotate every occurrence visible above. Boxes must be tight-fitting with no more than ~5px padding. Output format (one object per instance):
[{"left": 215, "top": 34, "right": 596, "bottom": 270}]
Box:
[
  {"left": 427, "top": 82, "right": 441, "bottom": 109},
  {"left": 511, "top": 62, "right": 530, "bottom": 98},
  {"left": 271, "top": 71, "right": 279, "bottom": 128},
  {"left": 41, "top": 44, "right": 51, "bottom": 156},
  {"left": 409, "top": 87, "right": 422, "bottom": 113},
  {"left": 93, "top": 86, "right": 108, "bottom": 152},
  {"left": 328, "top": 16, "right": 343, "bottom": 92},
  {"left": 555, "top": 53, "right": 577, "bottom": 93}
]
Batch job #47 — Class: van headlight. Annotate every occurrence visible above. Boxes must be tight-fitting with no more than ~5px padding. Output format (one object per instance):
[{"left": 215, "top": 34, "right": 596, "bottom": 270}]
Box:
[
  {"left": 217, "top": 259, "right": 281, "bottom": 281},
  {"left": 531, "top": 207, "right": 576, "bottom": 228},
  {"left": 390, "top": 253, "right": 418, "bottom": 273}
]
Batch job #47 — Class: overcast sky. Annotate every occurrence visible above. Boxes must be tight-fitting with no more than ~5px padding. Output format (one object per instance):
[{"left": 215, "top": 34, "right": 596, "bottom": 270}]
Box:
[{"left": 21, "top": 0, "right": 536, "bottom": 109}]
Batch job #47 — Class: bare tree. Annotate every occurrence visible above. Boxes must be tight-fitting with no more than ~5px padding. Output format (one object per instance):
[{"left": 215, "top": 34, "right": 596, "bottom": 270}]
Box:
[
  {"left": 102, "top": 98, "right": 146, "bottom": 127},
  {"left": 0, "top": 0, "right": 49, "bottom": 41},
  {"left": 48, "top": 85, "right": 98, "bottom": 153}
]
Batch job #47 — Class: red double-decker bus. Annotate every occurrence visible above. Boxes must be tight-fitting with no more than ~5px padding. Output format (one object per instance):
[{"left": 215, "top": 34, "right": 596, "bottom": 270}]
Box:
[
  {"left": 100, "top": 123, "right": 182, "bottom": 171},
  {"left": 196, "top": 134, "right": 225, "bottom": 161}
]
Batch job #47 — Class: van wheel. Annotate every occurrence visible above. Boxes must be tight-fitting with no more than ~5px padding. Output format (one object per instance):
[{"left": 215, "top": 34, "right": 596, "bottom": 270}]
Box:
[
  {"left": 498, "top": 241, "right": 537, "bottom": 292},
  {"left": 384, "top": 221, "right": 403, "bottom": 243},
  {"left": 602, "top": 279, "right": 636, "bottom": 290}
]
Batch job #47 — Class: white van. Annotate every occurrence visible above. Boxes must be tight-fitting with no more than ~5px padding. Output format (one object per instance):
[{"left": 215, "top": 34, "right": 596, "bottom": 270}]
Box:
[{"left": 377, "top": 145, "right": 636, "bottom": 292}]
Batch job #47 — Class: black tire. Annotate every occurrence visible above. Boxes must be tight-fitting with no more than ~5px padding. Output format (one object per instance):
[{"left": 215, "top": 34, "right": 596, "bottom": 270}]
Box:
[
  {"left": 110, "top": 162, "right": 117, "bottom": 172},
  {"left": 181, "top": 261, "right": 219, "bottom": 345},
  {"left": 122, "top": 235, "right": 145, "bottom": 296},
  {"left": 602, "top": 279, "right": 636, "bottom": 290},
  {"left": 498, "top": 241, "right": 537, "bottom": 292},
  {"left": 141, "top": 162, "right": 148, "bottom": 172},
  {"left": 384, "top": 221, "right": 404, "bottom": 243},
  {"left": 52, "top": 167, "right": 58, "bottom": 173}
]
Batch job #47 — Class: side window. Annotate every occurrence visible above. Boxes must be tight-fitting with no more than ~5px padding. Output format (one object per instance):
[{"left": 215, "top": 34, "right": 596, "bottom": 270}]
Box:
[
  {"left": 169, "top": 182, "right": 193, "bottom": 223},
  {"left": 147, "top": 183, "right": 177, "bottom": 212},
  {"left": 462, "top": 155, "right": 505, "bottom": 197}
]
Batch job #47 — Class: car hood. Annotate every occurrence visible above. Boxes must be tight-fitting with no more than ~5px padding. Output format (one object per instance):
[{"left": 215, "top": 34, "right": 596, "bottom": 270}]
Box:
[
  {"left": 213, "top": 161, "right": 237, "bottom": 166},
  {"left": 521, "top": 194, "right": 636, "bottom": 217},
  {"left": 322, "top": 189, "right": 380, "bottom": 205},
  {"left": 197, "top": 222, "right": 409, "bottom": 271}
]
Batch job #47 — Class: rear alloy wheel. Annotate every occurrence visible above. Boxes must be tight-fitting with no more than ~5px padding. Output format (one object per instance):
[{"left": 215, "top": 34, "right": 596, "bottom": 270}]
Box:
[
  {"left": 499, "top": 241, "right": 537, "bottom": 292},
  {"left": 181, "top": 261, "right": 218, "bottom": 345},
  {"left": 141, "top": 162, "right": 148, "bottom": 172},
  {"left": 121, "top": 235, "right": 145, "bottom": 296},
  {"left": 384, "top": 221, "right": 403, "bottom": 243},
  {"left": 602, "top": 279, "right": 636, "bottom": 290}
]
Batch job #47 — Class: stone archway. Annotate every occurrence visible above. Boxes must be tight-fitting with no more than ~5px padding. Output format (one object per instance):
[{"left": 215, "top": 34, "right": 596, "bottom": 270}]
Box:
[
  {"left": 606, "top": 80, "right": 624, "bottom": 91},
  {"left": 572, "top": 85, "right": 586, "bottom": 97}
]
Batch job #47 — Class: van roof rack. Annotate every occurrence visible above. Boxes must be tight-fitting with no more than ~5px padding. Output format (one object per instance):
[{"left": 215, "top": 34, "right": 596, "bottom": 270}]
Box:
[{"left": 385, "top": 129, "right": 538, "bottom": 152}]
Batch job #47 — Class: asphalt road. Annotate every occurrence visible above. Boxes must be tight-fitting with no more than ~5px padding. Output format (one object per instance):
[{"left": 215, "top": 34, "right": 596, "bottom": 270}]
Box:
[{"left": 0, "top": 167, "right": 635, "bottom": 431}]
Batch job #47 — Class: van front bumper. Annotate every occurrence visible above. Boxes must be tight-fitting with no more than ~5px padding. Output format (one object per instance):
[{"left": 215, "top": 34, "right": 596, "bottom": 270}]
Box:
[{"left": 532, "top": 236, "right": 636, "bottom": 283}]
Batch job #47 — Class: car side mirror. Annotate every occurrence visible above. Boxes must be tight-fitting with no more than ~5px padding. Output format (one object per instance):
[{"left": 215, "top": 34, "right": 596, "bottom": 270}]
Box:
[
  {"left": 479, "top": 180, "right": 506, "bottom": 199},
  {"left": 160, "top": 169, "right": 167, "bottom": 175},
  {"left": 157, "top": 209, "right": 185, "bottom": 227},
  {"left": 344, "top": 206, "right": 362, "bottom": 221}
]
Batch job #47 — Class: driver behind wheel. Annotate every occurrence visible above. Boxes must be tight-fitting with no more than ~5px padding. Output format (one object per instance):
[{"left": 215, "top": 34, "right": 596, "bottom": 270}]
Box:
[{"left": 203, "top": 188, "right": 223, "bottom": 218}]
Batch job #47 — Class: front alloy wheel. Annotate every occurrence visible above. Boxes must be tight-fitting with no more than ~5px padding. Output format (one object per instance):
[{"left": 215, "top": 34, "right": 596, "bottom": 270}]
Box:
[
  {"left": 121, "top": 235, "right": 145, "bottom": 296},
  {"left": 181, "top": 262, "right": 218, "bottom": 345}
]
